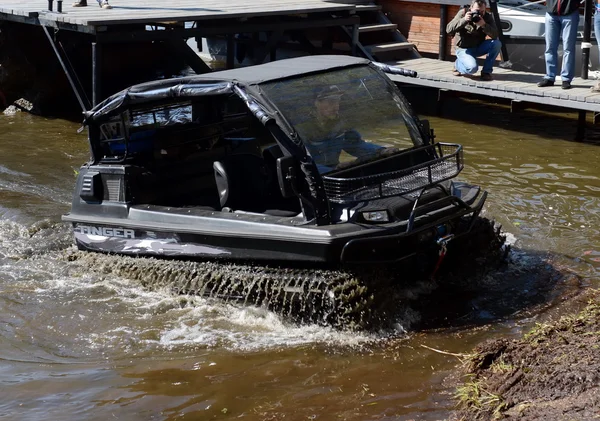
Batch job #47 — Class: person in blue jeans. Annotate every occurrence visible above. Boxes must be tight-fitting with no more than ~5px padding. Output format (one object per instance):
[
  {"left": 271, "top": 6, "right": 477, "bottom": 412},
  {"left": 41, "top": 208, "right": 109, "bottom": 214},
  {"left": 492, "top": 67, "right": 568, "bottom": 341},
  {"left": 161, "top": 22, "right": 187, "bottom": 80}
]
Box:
[
  {"left": 593, "top": 2, "right": 600, "bottom": 92},
  {"left": 537, "top": 0, "right": 580, "bottom": 90},
  {"left": 446, "top": 0, "right": 502, "bottom": 81}
]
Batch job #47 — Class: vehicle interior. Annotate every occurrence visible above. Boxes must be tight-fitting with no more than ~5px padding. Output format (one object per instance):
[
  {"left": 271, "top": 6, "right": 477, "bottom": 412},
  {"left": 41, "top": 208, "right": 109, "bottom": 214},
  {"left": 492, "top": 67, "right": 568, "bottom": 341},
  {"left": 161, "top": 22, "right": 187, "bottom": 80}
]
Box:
[
  {"left": 93, "top": 94, "right": 301, "bottom": 216},
  {"left": 89, "top": 82, "right": 452, "bottom": 224}
]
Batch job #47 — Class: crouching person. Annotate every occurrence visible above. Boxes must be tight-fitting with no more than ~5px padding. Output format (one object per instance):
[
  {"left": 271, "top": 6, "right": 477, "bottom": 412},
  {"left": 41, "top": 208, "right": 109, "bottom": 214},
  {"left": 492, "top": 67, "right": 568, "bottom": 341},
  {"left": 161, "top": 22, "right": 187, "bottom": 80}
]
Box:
[{"left": 447, "top": 0, "right": 502, "bottom": 81}]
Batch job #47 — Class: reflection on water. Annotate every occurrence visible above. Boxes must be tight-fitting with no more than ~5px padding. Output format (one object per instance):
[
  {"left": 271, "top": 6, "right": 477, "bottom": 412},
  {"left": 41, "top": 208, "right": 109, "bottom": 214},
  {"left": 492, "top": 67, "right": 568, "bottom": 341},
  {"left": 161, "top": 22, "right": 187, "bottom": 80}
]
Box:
[{"left": 0, "top": 99, "right": 598, "bottom": 420}]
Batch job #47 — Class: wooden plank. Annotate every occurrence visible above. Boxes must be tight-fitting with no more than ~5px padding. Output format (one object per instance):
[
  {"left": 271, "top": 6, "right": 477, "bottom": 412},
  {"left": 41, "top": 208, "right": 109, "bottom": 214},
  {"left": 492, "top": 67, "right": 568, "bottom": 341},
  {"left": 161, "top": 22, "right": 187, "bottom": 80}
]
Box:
[
  {"left": 355, "top": 4, "right": 381, "bottom": 11},
  {"left": 389, "top": 74, "right": 600, "bottom": 112},
  {"left": 369, "top": 41, "right": 414, "bottom": 53},
  {"left": 2, "top": 0, "right": 357, "bottom": 26},
  {"left": 394, "top": 0, "right": 464, "bottom": 5},
  {"left": 358, "top": 23, "right": 397, "bottom": 33},
  {"left": 386, "top": 57, "right": 600, "bottom": 112},
  {"left": 402, "top": 60, "right": 451, "bottom": 73},
  {"left": 410, "top": 59, "right": 451, "bottom": 69}
]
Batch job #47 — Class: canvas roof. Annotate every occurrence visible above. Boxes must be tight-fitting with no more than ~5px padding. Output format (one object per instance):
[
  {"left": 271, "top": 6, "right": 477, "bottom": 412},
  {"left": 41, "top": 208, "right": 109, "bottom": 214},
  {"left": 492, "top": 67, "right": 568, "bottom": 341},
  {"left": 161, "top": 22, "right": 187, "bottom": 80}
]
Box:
[
  {"left": 84, "top": 55, "right": 370, "bottom": 122},
  {"left": 200, "top": 55, "right": 369, "bottom": 84}
]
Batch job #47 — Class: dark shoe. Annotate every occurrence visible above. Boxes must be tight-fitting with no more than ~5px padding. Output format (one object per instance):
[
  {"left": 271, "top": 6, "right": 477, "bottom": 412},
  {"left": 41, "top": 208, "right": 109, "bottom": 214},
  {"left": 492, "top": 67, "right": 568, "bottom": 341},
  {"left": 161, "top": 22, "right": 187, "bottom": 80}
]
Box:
[
  {"left": 72, "top": 0, "right": 87, "bottom": 6},
  {"left": 537, "top": 78, "right": 554, "bottom": 87},
  {"left": 480, "top": 72, "right": 493, "bottom": 81},
  {"left": 561, "top": 81, "right": 572, "bottom": 90}
]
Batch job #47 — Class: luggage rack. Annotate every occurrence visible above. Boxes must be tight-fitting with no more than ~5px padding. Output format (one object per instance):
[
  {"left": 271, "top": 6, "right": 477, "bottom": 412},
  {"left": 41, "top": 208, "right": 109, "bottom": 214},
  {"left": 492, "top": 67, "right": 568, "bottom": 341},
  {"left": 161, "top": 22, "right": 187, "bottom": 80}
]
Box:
[{"left": 322, "top": 143, "right": 463, "bottom": 204}]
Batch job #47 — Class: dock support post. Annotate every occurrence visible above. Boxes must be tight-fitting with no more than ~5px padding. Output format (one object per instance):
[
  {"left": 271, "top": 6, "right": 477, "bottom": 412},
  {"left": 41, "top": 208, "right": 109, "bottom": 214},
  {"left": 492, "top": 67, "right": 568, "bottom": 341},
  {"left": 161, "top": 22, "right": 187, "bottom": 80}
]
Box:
[
  {"left": 47, "top": 0, "right": 53, "bottom": 12},
  {"left": 351, "top": 23, "right": 359, "bottom": 56},
  {"left": 226, "top": 34, "right": 235, "bottom": 69},
  {"left": 92, "top": 42, "right": 102, "bottom": 107},
  {"left": 576, "top": 110, "right": 587, "bottom": 141},
  {"left": 439, "top": 5, "right": 447, "bottom": 61},
  {"left": 436, "top": 89, "right": 448, "bottom": 116},
  {"left": 41, "top": 25, "right": 90, "bottom": 112},
  {"left": 489, "top": 0, "right": 510, "bottom": 62},
  {"left": 581, "top": 0, "right": 593, "bottom": 79}
]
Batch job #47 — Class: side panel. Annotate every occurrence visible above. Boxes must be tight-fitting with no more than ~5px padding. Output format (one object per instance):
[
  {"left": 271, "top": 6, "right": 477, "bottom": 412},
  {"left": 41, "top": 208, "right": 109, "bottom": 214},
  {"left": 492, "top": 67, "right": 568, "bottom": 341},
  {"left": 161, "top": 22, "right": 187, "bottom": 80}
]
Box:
[{"left": 71, "top": 223, "right": 338, "bottom": 263}]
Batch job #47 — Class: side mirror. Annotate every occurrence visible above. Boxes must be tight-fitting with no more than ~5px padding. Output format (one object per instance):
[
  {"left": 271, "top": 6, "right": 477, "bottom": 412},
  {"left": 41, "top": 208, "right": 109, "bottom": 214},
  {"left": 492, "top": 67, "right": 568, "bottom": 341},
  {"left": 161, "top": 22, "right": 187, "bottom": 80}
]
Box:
[
  {"left": 276, "top": 156, "right": 298, "bottom": 198},
  {"left": 420, "top": 119, "right": 435, "bottom": 144}
]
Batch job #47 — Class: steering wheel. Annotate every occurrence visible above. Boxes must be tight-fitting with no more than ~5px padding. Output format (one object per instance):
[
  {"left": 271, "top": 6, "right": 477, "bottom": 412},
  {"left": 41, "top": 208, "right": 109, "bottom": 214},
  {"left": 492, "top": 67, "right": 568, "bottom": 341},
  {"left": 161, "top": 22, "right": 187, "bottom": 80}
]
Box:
[{"left": 334, "top": 147, "right": 400, "bottom": 170}]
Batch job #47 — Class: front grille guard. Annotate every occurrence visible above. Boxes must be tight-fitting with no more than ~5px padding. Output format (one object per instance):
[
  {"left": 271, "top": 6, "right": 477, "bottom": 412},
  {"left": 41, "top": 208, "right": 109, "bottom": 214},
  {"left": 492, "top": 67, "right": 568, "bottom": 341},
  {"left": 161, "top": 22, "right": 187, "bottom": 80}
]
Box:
[
  {"left": 322, "top": 143, "right": 463, "bottom": 204},
  {"left": 338, "top": 188, "right": 488, "bottom": 264}
]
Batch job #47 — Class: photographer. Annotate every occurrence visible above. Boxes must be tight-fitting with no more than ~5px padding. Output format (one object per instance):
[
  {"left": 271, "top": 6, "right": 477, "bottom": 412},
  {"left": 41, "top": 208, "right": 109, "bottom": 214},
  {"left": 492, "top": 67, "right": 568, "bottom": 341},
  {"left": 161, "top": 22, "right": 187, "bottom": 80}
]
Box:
[{"left": 446, "top": 0, "right": 501, "bottom": 81}]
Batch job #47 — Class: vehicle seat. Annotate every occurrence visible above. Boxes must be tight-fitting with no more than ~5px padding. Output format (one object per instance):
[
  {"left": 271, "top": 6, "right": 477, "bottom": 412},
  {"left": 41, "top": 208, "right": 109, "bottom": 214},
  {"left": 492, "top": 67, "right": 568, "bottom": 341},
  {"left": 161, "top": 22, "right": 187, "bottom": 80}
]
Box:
[
  {"left": 262, "top": 145, "right": 302, "bottom": 215},
  {"left": 213, "top": 152, "right": 300, "bottom": 217},
  {"left": 213, "top": 154, "right": 269, "bottom": 212}
]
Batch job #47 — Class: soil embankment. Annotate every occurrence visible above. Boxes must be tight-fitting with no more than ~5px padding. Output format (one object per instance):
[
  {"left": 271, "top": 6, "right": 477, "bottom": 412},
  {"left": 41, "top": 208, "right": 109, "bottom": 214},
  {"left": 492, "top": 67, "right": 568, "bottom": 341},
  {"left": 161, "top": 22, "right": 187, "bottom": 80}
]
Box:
[{"left": 450, "top": 289, "right": 600, "bottom": 420}]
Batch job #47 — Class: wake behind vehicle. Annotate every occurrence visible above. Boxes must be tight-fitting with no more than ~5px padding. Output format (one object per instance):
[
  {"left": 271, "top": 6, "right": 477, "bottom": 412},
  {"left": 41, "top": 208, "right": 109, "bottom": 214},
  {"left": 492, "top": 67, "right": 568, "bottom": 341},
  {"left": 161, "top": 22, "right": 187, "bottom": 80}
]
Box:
[{"left": 63, "top": 56, "right": 497, "bottom": 328}]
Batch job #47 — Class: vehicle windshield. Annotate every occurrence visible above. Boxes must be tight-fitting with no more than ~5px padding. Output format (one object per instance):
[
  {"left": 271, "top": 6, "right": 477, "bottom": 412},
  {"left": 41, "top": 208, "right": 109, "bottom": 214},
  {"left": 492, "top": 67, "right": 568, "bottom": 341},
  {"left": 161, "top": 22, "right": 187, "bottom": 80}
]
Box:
[{"left": 261, "top": 65, "right": 424, "bottom": 173}]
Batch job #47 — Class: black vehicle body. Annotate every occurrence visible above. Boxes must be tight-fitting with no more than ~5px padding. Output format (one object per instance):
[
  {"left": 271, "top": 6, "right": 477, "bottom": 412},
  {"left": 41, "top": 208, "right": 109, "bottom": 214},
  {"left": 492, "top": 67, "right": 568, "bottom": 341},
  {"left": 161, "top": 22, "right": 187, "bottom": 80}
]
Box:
[{"left": 63, "top": 55, "right": 486, "bottom": 264}]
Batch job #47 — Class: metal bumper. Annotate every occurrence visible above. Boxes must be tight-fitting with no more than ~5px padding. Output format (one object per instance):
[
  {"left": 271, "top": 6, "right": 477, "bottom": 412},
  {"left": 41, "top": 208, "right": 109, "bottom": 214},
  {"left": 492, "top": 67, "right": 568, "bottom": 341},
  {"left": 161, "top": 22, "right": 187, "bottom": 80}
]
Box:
[{"left": 339, "top": 190, "right": 487, "bottom": 263}]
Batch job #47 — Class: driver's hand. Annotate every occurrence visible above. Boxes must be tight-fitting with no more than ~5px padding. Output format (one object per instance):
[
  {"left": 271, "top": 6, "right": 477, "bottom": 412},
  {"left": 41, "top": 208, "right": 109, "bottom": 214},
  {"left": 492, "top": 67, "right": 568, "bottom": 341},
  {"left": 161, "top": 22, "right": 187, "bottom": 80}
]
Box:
[
  {"left": 335, "top": 160, "right": 354, "bottom": 170},
  {"left": 378, "top": 147, "right": 399, "bottom": 157},
  {"left": 474, "top": 17, "right": 486, "bottom": 27}
]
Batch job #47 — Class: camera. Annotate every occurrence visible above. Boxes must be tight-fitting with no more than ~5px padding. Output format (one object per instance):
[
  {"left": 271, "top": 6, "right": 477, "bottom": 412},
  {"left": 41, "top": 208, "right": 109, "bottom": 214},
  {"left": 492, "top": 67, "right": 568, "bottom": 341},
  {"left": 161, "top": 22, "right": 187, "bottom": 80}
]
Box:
[{"left": 471, "top": 11, "right": 482, "bottom": 23}]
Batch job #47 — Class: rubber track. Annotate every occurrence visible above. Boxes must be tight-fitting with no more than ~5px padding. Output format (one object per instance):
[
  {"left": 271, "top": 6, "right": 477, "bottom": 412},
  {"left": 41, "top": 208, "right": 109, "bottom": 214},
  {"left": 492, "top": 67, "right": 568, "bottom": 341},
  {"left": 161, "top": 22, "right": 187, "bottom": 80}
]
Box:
[
  {"left": 64, "top": 251, "right": 393, "bottom": 329},
  {"left": 61, "top": 216, "right": 506, "bottom": 330}
]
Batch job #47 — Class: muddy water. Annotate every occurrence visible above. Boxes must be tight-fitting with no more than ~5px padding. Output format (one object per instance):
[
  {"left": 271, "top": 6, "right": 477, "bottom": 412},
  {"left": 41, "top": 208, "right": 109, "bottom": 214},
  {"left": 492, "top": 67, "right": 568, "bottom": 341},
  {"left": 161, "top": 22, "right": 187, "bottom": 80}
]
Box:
[{"left": 0, "top": 99, "right": 599, "bottom": 421}]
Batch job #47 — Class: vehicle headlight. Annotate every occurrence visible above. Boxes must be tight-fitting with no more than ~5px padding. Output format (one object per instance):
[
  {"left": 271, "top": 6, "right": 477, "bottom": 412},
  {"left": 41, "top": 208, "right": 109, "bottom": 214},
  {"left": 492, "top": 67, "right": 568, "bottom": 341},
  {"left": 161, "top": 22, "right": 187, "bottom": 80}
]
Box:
[{"left": 362, "top": 210, "right": 389, "bottom": 222}]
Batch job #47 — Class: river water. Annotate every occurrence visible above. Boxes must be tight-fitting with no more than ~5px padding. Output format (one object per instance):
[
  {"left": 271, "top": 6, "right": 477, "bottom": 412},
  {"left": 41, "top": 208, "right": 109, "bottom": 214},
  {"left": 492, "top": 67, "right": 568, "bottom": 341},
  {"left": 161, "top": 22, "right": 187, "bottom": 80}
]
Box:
[{"left": 1, "top": 95, "right": 599, "bottom": 420}]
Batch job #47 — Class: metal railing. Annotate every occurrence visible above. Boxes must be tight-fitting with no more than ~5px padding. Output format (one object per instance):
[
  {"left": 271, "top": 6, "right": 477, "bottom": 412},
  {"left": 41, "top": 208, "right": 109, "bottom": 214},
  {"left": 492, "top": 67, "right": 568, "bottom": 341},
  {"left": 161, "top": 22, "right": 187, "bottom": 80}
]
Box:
[{"left": 322, "top": 142, "right": 463, "bottom": 204}]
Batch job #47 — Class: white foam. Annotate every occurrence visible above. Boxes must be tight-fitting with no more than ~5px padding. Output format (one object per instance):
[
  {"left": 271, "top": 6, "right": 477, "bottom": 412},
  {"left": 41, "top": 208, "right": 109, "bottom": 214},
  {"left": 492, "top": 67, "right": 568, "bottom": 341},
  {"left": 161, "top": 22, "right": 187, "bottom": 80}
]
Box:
[
  {"left": 157, "top": 301, "right": 378, "bottom": 351},
  {"left": 504, "top": 231, "right": 518, "bottom": 246},
  {"left": 34, "top": 271, "right": 382, "bottom": 352}
]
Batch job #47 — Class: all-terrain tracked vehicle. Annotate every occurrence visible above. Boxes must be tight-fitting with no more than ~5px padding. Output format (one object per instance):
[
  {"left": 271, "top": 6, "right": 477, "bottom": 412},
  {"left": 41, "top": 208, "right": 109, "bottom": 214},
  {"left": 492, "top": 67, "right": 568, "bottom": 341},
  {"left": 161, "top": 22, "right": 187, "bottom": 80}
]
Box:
[{"left": 63, "top": 56, "right": 496, "bottom": 328}]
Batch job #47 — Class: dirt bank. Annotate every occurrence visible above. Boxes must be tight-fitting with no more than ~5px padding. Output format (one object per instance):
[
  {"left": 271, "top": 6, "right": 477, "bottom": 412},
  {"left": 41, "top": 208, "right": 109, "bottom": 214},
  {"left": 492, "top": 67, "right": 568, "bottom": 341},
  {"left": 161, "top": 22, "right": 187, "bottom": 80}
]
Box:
[{"left": 450, "top": 289, "right": 600, "bottom": 421}]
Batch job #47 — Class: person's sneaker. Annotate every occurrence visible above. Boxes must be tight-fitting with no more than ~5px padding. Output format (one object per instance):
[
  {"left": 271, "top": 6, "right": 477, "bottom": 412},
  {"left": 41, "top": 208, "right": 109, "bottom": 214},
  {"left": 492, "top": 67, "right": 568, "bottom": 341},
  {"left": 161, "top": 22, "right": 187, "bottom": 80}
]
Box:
[
  {"left": 99, "top": 0, "right": 112, "bottom": 8},
  {"left": 591, "top": 82, "right": 600, "bottom": 93},
  {"left": 480, "top": 72, "right": 493, "bottom": 81},
  {"left": 537, "top": 78, "right": 554, "bottom": 87},
  {"left": 452, "top": 65, "right": 462, "bottom": 77},
  {"left": 561, "top": 81, "right": 572, "bottom": 90},
  {"left": 72, "top": 0, "right": 87, "bottom": 6}
]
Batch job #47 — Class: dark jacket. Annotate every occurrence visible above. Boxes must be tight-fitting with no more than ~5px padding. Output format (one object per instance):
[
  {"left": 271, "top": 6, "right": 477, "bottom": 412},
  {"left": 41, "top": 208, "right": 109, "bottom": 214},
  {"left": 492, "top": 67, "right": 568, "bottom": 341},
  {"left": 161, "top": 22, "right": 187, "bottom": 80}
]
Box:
[
  {"left": 446, "top": 8, "right": 498, "bottom": 49},
  {"left": 545, "top": 0, "right": 580, "bottom": 15}
]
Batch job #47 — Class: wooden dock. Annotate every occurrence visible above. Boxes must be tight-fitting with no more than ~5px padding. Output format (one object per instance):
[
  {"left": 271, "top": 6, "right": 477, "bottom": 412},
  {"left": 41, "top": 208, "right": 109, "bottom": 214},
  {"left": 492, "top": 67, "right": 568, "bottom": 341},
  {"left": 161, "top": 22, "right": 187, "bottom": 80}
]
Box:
[
  {"left": 0, "top": 0, "right": 363, "bottom": 111},
  {"left": 2, "top": 0, "right": 600, "bottom": 132},
  {"left": 387, "top": 57, "right": 600, "bottom": 113},
  {"left": 0, "top": 0, "right": 356, "bottom": 28}
]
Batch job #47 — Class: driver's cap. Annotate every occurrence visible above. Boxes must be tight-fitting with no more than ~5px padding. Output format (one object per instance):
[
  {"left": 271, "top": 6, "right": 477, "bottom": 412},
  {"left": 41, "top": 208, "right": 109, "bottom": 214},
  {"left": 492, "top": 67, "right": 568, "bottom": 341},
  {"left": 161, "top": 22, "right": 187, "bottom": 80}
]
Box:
[{"left": 315, "top": 85, "right": 344, "bottom": 100}]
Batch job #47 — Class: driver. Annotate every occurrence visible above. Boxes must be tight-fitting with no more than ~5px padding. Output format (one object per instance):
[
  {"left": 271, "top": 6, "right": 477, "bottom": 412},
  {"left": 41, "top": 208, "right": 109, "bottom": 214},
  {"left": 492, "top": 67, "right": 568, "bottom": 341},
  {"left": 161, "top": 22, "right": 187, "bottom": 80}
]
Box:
[{"left": 302, "top": 85, "right": 383, "bottom": 173}]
